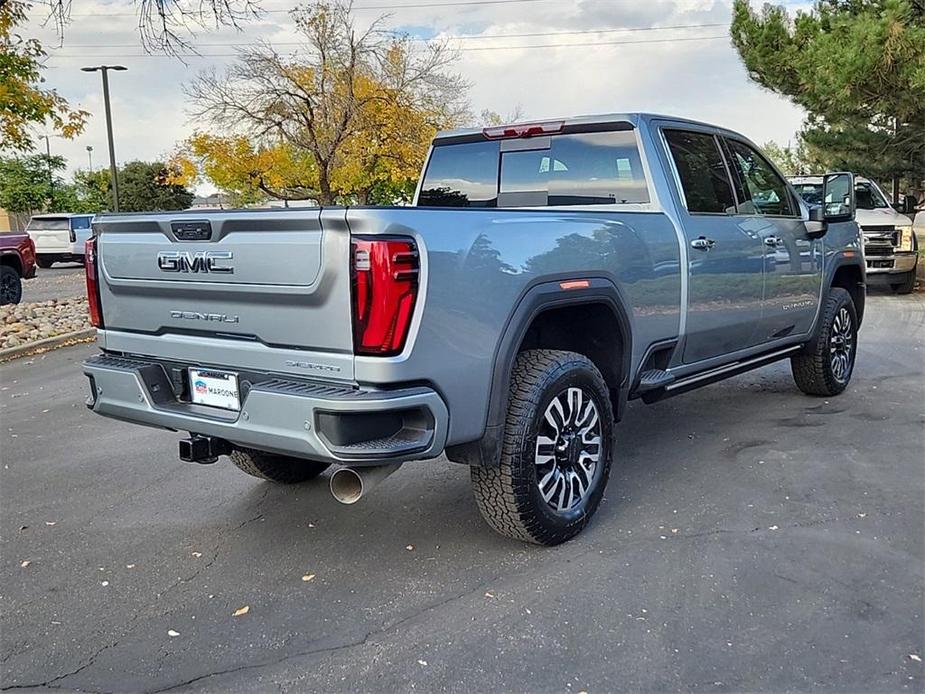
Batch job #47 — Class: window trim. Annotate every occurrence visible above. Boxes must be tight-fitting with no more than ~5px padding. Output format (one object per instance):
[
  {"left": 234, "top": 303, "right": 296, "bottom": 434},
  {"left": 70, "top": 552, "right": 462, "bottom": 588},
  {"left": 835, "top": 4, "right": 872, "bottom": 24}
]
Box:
[{"left": 722, "top": 136, "right": 801, "bottom": 219}]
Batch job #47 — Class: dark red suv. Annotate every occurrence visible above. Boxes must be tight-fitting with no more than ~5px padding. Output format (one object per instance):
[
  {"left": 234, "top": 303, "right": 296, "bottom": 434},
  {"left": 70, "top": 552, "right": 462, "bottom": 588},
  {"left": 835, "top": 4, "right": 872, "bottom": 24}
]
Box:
[{"left": 1, "top": 232, "right": 37, "bottom": 305}]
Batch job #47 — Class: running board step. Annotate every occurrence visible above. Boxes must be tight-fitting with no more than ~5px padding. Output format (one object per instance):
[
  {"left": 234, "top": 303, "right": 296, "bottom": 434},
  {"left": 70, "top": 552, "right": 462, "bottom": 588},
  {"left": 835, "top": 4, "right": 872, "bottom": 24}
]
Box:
[
  {"left": 641, "top": 345, "right": 801, "bottom": 405},
  {"left": 636, "top": 369, "right": 675, "bottom": 393}
]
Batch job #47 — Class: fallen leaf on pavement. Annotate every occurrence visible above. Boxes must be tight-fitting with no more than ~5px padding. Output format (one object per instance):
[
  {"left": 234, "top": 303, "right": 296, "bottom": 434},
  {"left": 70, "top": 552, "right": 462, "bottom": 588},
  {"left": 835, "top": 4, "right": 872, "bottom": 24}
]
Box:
[
  {"left": 167, "top": 629, "right": 180, "bottom": 637},
  {"left": 910, "top": 654, "right": 922, "bottom": 663},
  {"left": 302, "top": 574, "right": 316, "bottom": 582},
  {"left": 405, "top": 545, "right": 414, "bottom": 551},
  {"left": 233, "top": 605, "right": 250, "bottom": 617},
  {"left": 768, "top": 525, "right": 779, "bottom": 531},
  {"left": 417, "top": 660, "right": 427, "bottom": 666},
  {"left": 20, "top": 560, "right": 30, "bottom": 568},
  {"left": 45, "top": 521, "right": 56, "bottom": 526},
  {"left": 191, "top": 552, "right": 202, "bottom": 558},
  {"left": 484, "top": 592, "right": 494, "bottom": 598}
]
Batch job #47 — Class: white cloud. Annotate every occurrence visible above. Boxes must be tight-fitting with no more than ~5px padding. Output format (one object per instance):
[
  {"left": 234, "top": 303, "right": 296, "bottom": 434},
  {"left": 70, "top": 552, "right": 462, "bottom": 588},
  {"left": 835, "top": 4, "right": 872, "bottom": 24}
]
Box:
[{"left": 27, "top": 0, "right": 805, "bottom": 188}]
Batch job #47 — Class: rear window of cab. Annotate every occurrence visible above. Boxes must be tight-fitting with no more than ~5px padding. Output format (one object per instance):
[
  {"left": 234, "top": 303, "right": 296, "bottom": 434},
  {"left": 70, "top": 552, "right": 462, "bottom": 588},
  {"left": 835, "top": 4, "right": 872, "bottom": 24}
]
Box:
[{"left": 418, "top": 129, "right": 649, "bottom": 208}]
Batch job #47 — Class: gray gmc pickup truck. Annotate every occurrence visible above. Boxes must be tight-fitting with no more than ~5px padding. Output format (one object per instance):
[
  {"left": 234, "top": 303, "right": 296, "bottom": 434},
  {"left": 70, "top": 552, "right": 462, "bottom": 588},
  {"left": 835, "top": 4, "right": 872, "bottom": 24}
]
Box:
[{"left": 82, "top": 113, "right": 865, "bottom": 545}]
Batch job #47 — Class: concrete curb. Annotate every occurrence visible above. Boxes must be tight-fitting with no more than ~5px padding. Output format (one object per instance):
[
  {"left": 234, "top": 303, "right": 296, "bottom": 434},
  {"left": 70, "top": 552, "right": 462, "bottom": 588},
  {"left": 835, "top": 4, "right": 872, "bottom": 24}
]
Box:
[{"left": 0, "top": 328, "right": 97, "bottom": 362}]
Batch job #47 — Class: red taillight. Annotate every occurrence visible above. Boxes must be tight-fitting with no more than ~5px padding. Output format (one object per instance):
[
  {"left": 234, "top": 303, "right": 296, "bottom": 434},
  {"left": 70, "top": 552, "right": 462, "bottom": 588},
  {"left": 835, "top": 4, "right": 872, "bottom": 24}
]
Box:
[
  {"left": 482, "top": 120, "right": 564, "bottom": 140},
  {"left": 352, "top": 237, "right": 419, "bottom": 356},
  {"left": 85, "top": 237, "right": 103, "bottom": 328}
]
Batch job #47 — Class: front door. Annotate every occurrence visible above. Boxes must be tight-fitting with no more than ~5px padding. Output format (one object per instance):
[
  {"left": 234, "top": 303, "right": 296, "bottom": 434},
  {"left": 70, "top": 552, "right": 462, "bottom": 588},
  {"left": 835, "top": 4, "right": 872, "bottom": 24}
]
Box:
[
  {"left": 662, "top": 128, "right": 766, "bottom": 364},
  {"left": 722, "top": 138, "right": 822, "bottom": 341}
]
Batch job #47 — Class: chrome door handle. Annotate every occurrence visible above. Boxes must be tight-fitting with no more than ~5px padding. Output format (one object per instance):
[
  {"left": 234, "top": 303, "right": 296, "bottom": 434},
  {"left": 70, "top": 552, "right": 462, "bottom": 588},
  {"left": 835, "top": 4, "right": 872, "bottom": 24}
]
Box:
[
  {"left": 764, "top": 236, "right": 782, "bottom": 247},
  {"left": 690, "top": 237, "right": 715, "bottom": 250}
]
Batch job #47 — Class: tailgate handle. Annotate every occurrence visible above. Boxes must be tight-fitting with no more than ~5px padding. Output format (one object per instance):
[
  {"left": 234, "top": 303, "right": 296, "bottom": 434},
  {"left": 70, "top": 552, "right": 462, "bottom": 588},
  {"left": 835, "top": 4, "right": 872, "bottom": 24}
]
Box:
[{"left": 171, "top": 221, "right": 213, "bottom": 241}]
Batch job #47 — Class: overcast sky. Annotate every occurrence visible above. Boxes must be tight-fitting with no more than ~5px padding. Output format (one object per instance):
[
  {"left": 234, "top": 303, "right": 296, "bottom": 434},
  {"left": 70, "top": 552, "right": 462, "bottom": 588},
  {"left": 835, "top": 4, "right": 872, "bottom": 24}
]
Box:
[{"left": 30, "top": 0, "right": 808, "bottom": 193}]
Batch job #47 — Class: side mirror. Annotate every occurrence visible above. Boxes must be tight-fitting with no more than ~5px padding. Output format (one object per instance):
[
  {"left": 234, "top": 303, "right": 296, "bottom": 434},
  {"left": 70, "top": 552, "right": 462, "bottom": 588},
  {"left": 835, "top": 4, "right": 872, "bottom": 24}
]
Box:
[
  {"left": 806, "top": 205, "right": 827, "bottom": 239},
  {"left": 822, "top": 172, "right": 855, "bottom": 223}
]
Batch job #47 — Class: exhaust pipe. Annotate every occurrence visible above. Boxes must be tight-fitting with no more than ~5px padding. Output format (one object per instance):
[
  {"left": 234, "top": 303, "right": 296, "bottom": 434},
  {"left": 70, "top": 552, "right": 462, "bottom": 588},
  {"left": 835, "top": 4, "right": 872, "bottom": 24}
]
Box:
[{"left": 329, "top": 463, "right": 401, "bottom": 504}]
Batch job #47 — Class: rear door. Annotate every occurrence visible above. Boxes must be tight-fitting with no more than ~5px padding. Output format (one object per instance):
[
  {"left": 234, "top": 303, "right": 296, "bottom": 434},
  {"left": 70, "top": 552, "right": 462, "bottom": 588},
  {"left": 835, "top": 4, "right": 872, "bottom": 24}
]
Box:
[
  {"left": 661, "top": 127, "right": 765, "bottom": 363},
  {"left": 722, "top": 138, "right": 822, "bottom": 341},
  {"left": 95, "top": 208, "right": 356, "bottom": 380}
]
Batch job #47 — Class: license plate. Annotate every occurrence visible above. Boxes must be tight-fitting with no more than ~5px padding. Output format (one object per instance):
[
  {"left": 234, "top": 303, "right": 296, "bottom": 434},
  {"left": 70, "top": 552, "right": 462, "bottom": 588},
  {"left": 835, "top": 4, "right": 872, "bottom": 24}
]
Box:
[{"left": 189, "top": 369, "right": 241, "bottom": 411}]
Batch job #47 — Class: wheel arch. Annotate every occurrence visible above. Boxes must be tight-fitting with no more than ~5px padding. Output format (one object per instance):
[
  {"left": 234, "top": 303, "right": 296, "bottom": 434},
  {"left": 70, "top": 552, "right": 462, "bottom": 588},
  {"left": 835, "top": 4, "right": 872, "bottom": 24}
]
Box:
[
  {"left": 828, "top": 257, "right": 865, "bottom": 327},
  {"left": 445, "top": 277, "right": 633, "bottom": 467},
  {"left": 0, "top": 253, "right": 23, "bottom": 276}
]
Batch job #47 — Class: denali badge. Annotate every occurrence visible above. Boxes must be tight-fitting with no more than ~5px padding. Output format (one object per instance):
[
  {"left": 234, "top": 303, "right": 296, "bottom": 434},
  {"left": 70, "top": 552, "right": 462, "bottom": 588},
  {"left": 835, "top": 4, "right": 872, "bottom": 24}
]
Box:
[
  {"left": 157, "top": 250, "right": 234, "bottom": 274},
  {"left": 170, "top": 310, "right": 240, "bottom": 324}
]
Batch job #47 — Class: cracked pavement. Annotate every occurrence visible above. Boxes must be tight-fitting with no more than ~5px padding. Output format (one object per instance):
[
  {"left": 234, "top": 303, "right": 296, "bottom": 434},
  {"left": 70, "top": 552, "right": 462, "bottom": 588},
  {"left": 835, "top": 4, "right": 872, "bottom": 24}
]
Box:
[{"left": 1, "top": 290, "right": 923, "bottom": 693}]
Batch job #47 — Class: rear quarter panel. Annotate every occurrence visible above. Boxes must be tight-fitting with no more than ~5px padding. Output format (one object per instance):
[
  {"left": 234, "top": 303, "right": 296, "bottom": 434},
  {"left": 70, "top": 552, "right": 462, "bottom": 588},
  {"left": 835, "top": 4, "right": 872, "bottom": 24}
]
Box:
[{"left": 347, "top": 206, "right": 682, "bottom": 444}]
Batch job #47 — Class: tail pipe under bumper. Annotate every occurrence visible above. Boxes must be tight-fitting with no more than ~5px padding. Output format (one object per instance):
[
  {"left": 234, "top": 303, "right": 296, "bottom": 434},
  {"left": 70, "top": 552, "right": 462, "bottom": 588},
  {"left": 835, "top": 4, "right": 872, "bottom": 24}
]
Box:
[{"left": 329, "top": 464, "right": 402, "bottom": 504}]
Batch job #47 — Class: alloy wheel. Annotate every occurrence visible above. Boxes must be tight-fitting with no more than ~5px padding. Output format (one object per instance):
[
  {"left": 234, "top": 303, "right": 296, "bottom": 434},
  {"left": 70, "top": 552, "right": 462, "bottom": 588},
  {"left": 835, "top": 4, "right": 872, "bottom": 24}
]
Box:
[
  {"left": 534, "top": 386, "right": 603, "bottom": 513},
  {"left": 829, "top": 306, "right": 854, "bottom": 383}
]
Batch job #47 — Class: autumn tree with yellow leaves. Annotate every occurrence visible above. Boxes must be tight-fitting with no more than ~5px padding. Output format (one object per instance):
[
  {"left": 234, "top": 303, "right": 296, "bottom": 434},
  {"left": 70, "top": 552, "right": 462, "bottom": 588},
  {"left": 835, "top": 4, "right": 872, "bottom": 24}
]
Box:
[
  {"left": 1, "top": 0, "right": 88, "bottom": 153},
  {"left": 178, "top": 1, "right": 468, "bottom": 206}
]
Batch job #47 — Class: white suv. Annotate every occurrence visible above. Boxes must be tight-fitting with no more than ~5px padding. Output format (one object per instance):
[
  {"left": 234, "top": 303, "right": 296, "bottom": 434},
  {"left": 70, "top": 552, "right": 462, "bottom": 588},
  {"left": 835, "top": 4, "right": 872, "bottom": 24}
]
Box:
[{"left": 25, "top": 213, "right": 95, "bottom": 268}]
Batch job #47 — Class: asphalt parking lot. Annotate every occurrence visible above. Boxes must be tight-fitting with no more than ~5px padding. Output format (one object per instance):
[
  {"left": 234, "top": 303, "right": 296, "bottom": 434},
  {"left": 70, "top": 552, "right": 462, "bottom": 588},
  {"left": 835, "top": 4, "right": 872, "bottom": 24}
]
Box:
[
  {"left": 21, "top": 265, "right": 86, "bottom": 304},
  {"left": 1, "top": 290, "right": 923, "bottom": 693}
]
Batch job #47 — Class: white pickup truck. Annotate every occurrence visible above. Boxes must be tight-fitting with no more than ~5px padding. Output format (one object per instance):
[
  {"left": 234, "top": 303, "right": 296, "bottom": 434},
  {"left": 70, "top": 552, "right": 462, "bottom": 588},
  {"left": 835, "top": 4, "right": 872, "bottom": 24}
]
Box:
[{"left": 790, "top": 175, "right": 917, "bottom": 293}]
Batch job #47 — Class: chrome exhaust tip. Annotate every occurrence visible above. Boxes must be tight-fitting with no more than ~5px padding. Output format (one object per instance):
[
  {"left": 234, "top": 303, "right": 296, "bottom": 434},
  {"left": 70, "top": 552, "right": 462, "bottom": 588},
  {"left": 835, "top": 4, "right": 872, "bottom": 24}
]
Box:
[{"left": 329, "top": 463, "right": 401, "bottom": 504}]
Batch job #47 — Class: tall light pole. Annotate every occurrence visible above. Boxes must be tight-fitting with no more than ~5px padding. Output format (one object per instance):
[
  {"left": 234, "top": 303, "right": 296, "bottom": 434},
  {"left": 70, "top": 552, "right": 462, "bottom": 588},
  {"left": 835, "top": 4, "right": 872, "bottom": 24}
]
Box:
[
  {"left": 43, "top": 134, "right": 54, "bottom": 202},
  {"left": 81, "top": 65, "right": 127, "bottom": 212},
  {"left": 86, "top": 145, "right": 93, "bottom": 172}
]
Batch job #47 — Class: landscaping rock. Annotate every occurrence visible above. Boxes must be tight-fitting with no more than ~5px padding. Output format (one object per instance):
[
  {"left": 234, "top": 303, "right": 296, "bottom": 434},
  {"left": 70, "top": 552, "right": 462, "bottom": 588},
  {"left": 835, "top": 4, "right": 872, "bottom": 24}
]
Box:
[{"left": 1, "top": 297, "right": 91, "bottom": 349}]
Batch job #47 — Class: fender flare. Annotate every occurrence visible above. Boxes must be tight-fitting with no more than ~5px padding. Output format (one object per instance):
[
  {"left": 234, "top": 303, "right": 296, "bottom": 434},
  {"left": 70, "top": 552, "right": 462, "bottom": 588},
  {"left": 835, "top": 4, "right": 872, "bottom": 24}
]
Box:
[
  {"left": 445, "top": 277, "right": 633, "bottom": 467},
  {"left": 824, "top": 251, "right": 866, "bottom": 328}
]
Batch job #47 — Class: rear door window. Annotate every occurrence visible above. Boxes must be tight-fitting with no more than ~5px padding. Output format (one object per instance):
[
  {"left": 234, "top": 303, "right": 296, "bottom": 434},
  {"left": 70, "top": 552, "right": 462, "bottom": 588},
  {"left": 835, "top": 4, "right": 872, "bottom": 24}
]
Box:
[
  {"left": 71, "top": 216, "right": 92, "bottom": 230},
  {"left": 418, "top": 141, "right": 499, "bottom": 207},
  {"left": 664, "top": 129, "right": 736, "bottom": 214}
]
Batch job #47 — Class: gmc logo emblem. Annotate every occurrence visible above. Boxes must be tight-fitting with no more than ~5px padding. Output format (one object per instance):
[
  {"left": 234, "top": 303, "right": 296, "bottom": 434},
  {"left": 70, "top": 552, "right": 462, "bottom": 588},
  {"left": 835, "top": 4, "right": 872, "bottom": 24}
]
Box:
[{"left": 157, "top": 250, "right": 234, "bottom": 274}]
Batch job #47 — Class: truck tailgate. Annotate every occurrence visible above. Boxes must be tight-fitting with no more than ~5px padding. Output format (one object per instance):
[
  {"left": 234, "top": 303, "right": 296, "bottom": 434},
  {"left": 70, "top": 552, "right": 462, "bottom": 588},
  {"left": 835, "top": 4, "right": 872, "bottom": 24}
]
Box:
[{"left": 94, "top": 208, "right": 355, "bottom": 380}]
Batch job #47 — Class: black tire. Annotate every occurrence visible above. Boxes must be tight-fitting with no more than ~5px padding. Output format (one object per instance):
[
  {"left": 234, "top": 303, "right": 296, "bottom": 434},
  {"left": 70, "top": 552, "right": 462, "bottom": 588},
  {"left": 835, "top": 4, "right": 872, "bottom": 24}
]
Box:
[
  {"left": 1, "top": 265, "right": 23, "bottom": 305},
  {"left": 36, "top": 256, "right": 54, "bottom": 269},
  {"left": 470, "top": 349, "right": 614, "bottom": 545},
  {"left": 889, "top": 270, "right": 916, "bottom": 295},
  {"left": 229, "top": 447, "right": 330, "bottom": 484},
  {"left": 791, "top": 287, "right": 858, "bottom": 396}
]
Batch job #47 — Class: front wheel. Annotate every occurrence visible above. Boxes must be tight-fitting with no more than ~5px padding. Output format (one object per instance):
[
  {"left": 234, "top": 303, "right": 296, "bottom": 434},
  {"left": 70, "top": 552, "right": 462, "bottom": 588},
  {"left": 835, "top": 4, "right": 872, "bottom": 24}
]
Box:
[
  {"left": 470, "top": 349, "right": 614, "bottom": 545},
  {"left": 791, "top": 287, "right": 858, "bottom": 396},
  {"left": 889, "top": 270, "right": 916, "bottom": 295}
]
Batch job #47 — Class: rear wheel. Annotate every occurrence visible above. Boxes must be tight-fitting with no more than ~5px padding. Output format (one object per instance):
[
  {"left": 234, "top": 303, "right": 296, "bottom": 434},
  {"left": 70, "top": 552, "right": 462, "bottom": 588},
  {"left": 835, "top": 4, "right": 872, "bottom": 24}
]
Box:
[
  {"left": 791, "top": 287, "right": 857, "bottom": 396},
  {"left": 229, "top": 447, "right": 330, "bottom": 484},
  {"left": 36, "top": 256, "right": 54, "bottom": 269},
  {"left": 0, "top": 265, "right": 23, "bottom": 305},
  {"left": 470, "top": 349, "right": 614, "bottom": 545},
  {"left": 889, "top": 270, "right": 916, "bottom": 295}
]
